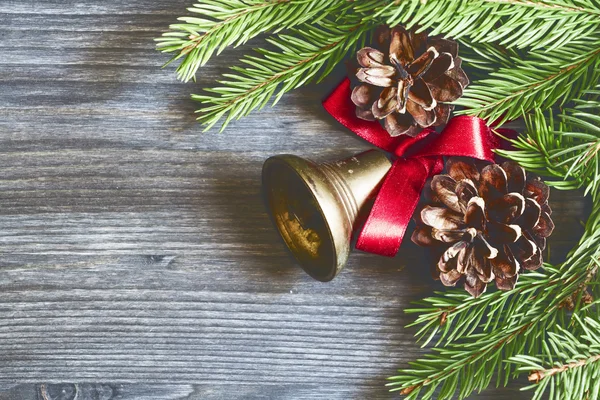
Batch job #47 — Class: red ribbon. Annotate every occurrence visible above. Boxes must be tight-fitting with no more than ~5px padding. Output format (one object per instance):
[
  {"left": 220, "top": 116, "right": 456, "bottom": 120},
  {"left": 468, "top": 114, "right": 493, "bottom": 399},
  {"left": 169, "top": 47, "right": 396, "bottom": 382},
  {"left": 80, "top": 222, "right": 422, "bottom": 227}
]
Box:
[{"left": 323, "top": 78, "right": 501, "bottom": 257}]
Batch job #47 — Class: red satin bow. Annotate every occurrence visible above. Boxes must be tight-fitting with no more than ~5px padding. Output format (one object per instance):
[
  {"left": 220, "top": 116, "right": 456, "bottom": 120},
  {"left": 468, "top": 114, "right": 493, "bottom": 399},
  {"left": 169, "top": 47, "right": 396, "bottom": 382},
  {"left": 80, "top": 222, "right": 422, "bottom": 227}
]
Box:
[{"left": 323, "top": 78, "right": 501, "bottom": 257}]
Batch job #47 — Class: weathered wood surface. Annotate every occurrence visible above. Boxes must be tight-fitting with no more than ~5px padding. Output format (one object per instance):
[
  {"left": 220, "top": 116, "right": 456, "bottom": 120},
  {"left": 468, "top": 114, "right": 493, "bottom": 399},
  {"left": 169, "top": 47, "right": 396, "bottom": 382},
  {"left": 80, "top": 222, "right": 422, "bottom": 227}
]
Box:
[{"left": 0, "top": 1, "right": 588, "bottom": 399}]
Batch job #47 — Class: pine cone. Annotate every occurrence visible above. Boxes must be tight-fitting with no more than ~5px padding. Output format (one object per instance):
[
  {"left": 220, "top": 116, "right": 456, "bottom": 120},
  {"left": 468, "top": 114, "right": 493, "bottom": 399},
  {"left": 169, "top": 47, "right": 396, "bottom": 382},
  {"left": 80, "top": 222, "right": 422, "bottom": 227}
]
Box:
[
  {"left": 412, "top": 158, "right": 555, "bottom": 297},
  {"left": 350, "top": 26, "right": 469, "bottom": 137}
]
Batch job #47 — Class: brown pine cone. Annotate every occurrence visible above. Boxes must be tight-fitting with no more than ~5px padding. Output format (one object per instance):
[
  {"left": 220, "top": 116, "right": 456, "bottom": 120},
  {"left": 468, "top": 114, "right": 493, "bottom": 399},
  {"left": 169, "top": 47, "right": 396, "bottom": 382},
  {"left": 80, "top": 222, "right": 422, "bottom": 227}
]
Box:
[
  {"left": 350, "top": 26, "right": 469, "bottom": 137},
  {"left": 412, "top": 158, "right": 554, "bottom": 297}
]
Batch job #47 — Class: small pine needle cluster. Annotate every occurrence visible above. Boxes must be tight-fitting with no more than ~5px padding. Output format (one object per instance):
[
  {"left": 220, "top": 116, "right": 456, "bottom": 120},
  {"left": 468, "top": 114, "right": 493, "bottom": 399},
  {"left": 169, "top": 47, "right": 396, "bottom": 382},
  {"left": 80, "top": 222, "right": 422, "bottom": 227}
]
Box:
[{"left": 156, "top": 1, "right": 600, "bottom": 399}]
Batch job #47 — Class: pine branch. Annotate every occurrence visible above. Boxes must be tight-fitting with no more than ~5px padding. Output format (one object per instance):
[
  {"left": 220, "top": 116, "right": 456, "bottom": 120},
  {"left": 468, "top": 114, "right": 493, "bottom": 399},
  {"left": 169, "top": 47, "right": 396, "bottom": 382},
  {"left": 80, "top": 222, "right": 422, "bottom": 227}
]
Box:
[
  {"left": 362, "top": 0, "right": 600, "bottom": 51},
  {"left": 192, "top": 18, "right": 372, "bottom": 131},
  {"left": 389, "top": 325, "right": 537, "bottom": 399},
  {"left": 496, "top": 84, "right": 600, "bottom": 198},
  {"left": 158, "top": 0, "right": 600, "bottom": 130},
  {"left": 511, "top": 315, "right": 600, "bottom": 400},
  {"left": 388, "top": 198, "right": 600, "bottom": 399},
  {"left": 156, "top": 0, "right": 345, "bottom": 82},
  {"left": 527, "top": 352, "right": 600, "bottom": 384},
  {"left": 404, "top": 106, "right": 600, "bottom": 347},
  {"left": 456, "top": 37, "right": 600, "bottom": 123}
]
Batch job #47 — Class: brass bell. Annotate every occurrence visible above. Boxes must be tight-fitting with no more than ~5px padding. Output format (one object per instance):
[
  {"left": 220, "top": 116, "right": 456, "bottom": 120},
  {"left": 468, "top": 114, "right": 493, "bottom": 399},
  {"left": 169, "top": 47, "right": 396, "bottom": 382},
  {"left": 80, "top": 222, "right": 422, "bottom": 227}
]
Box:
[{"left": 262, "top": 150, "right": 392, "bottom": 281}]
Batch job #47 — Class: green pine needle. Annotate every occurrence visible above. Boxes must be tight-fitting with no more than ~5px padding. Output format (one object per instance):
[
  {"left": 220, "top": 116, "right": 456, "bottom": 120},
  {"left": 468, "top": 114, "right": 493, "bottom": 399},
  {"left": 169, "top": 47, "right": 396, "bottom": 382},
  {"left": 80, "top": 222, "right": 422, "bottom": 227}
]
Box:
[
  {"left": 497, "top": 85, "right": 600, "bottom": 199},
  {"left": 191, "top": 17, "right": 372, "bottom": 131},
  {"left": 370, "top": 0, "right": 600, "bottom": 51},
  {"left": 156, "top": 0, "right": 346, "bottom": 82},
  {"left": 457, "top": 38, "right": 600, "bottom": 124}
]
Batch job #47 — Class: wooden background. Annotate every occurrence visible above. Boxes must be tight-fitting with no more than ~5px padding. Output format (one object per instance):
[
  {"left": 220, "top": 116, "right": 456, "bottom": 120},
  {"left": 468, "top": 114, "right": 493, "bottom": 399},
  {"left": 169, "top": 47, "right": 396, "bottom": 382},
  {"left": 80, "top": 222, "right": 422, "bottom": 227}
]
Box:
[{"left": 0, "top": 1, "right": 588, "bottom": 399}]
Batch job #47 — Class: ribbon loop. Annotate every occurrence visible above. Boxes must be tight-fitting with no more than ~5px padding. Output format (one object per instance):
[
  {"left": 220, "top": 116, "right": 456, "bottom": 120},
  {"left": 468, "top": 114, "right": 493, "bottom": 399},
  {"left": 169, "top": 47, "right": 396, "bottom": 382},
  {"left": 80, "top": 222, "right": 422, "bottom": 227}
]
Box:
[
  {"left": 323, "top": 78, "right": 499, "bottom": 257},
  {"left": 356, "top": 158, "right": 431, "bottom": 256}
]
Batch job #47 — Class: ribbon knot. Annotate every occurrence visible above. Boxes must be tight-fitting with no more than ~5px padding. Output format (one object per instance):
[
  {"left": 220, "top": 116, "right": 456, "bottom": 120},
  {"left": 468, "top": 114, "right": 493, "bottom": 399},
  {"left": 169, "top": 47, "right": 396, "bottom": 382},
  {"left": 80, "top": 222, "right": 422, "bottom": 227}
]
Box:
[{"left": 323, "top": 79, "right": 500, "bottom": 257}]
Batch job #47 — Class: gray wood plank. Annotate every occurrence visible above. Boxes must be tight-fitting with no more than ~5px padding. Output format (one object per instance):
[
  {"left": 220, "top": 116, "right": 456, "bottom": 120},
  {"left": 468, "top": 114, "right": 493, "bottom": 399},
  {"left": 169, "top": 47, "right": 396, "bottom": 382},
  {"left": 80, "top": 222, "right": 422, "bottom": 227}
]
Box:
[
  {"left": 0, "top": 0, "right": 585, "bottom": 398},
  {"left": 0, "top": 383, "right": 533, "bottom": 400}
]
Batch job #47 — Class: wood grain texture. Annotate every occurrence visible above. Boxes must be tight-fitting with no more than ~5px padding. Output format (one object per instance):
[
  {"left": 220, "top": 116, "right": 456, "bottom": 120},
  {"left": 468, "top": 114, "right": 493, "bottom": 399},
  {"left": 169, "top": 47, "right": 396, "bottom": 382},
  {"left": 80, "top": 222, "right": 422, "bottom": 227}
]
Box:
[{"left": 0, "top": 1, "right": 589, "bottom": 399}]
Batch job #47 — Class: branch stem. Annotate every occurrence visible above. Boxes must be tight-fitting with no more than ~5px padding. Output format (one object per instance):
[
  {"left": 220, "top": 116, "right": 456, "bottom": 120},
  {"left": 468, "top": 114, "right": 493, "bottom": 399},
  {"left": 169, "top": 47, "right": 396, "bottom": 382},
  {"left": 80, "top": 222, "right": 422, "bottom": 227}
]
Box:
[
  {"left": 484, "top": 0, "right": 600, "bottom": 14},
  {"left": 529, "top": 354, "right": 600, "bottom": 382}
]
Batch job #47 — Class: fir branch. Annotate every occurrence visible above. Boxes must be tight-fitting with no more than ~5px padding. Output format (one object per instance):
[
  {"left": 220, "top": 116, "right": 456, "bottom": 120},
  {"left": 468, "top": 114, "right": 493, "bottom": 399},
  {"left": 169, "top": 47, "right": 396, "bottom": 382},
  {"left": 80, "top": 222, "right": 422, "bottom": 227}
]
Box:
[
  {"left": 158, "top": 0, "right": 600, "bottom": 130},
  {"left": 496, "top": 84, "right": 600, "bottom": 198},
  {"left": 528, "top": 353, "right": 600, "bottom": 383},
  {"left": 156, "top": 0, "right": 344, "bottom": 82},
  {"left": 511, "top": 315, "right": 600, "bottom": 400},
  {"left": 456, "top": 38, "right": 600, "bottom": 123},
  {"left": 364, "top": 0, "right": 600, "bottom": 51},
  {"left": 192, "top": 18, "right": 372, "bottom": 131},
  {"left": 388, "top": 201, "right": 600, "bottom": 399}
]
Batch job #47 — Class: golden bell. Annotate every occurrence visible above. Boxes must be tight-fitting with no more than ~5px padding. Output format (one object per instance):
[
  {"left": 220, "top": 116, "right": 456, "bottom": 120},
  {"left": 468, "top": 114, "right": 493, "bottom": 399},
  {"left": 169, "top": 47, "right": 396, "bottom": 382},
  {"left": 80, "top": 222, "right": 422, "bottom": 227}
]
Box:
[{"left": 262, "top": 150, "right": 392, "bottom": 281}]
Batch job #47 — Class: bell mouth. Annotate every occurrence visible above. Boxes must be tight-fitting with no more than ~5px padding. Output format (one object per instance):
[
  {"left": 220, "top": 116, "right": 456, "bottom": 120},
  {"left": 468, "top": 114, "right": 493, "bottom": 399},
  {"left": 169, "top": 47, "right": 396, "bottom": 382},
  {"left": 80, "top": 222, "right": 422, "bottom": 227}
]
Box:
[{"left": 262, "top": 155, "right": 339, "bottom": 282}]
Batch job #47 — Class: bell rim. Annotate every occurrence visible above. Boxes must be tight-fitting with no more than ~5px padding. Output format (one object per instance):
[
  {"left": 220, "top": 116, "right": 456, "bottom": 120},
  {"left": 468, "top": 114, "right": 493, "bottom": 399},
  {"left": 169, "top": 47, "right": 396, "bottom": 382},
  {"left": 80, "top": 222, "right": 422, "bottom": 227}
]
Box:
[{"left": 262, "top": 155, "right": 350, "bottom": 282}]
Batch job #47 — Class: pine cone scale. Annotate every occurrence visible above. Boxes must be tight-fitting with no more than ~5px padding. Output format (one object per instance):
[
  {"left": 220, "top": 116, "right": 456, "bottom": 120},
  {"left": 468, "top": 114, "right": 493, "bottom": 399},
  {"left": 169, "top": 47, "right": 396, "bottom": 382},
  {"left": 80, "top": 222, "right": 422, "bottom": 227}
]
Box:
[
  {"left": 440, "top": 268, "right": 462, "bottom": 286},
  {"left": 516, "top": 198, "right": 541, "bottom": 229},
  {"left": 534, "top": 212, "right": 554, "bottom": 237},
  {"left": 509, "top": 234, "right": 536, "bottom": 265},
  {"left": 428, "top": 37, "right": 458, "bottom": 57},
  {"left": 526, "top": 179, "right": 549, "bottom": 204},
  {"left": 475, "top": 233, "right": 499, "bottom": 260},
  {"left": 412, "top": 226, "right": 436, "bottom": 246},
  {"left": 439, "top": 241, "right": 468, "bottom": 271},
  {"left": 372, "top": 87, "right": 397, "bottom": 118},
  {"left": 487, "top": 221, "right": 521, "bottom": 243},
  {"left": 446, "top": 58, "right": 469, "bottom": 88},
  {"left": 384, "top": 113, "right": 419, "bottom": 137},
  {"left": 521, "top": 246, "right": 542, "bottom": 271},
  {"left": 357, "top": 47, "right": 386, "bottom": 67},
  {"left": 465, "top": 270, "right": 486, "bottom": 297},
  {"left": 492, "top": 251, "right": 518, "bottom": 278},
  {"left": 427, "top": 74, "right": 464, "bottom": 103},
  {"left": 351, "top": 85, "right": 371, "bottom": 107},
  {"left": 421, "top": 206, "right": 464, "bottom": 231},
  {"left": 495, "top": 274, "right": 517, "bottom": 291},
  {"left": 407, "top": 100, "right": 435, "bottom": 127},
  {"left": 390, "top": 26, "right": 414, "bottom": 65},
  {"left": 488, "top": 193, "right": 526, "bottom": 223},
  {"left": 406, "top": 47, "right": 437, "bottom": 77},
  {"left": 356, "top": 69, "right": 394, "bottom": 87},
  {"left": 407, "top": 78, "right": 436, "bottom": 109},
  {"left": 479, "top": 164, "right": 507, "bottom": 200},
  {"left": 422, "top": 53, "right": 454, "bottom": 82},
  {"left": 431, "top": 228, "right": 471, "bottom": 243},
  {"left": 434, "top": 103, "right": 453, "bottom": 125},
  {"left": 502, "top": 161, "right": 526, "bottom": 193},
  {"left": 397, "top": 80, "right": 409, "bottom": 113},
  {"left": 432, "top": 175, "right": 463, "bottom": 213},
  {"left": 447, "top": 159, "right": 480, "bottom": 182},
  {"left": 465, "top": 197, "right": 485, "bottom": 230},
  {"left": 455, "top": 180, "right": 478, "bottom": 208}
]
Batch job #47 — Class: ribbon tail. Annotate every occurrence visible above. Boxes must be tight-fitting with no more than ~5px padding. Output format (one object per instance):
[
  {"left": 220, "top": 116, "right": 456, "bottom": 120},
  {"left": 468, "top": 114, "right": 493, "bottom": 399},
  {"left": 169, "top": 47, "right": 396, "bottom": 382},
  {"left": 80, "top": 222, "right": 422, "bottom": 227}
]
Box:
[{"left": 356, "top": 158, "right": 433, "bottom": 257}]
